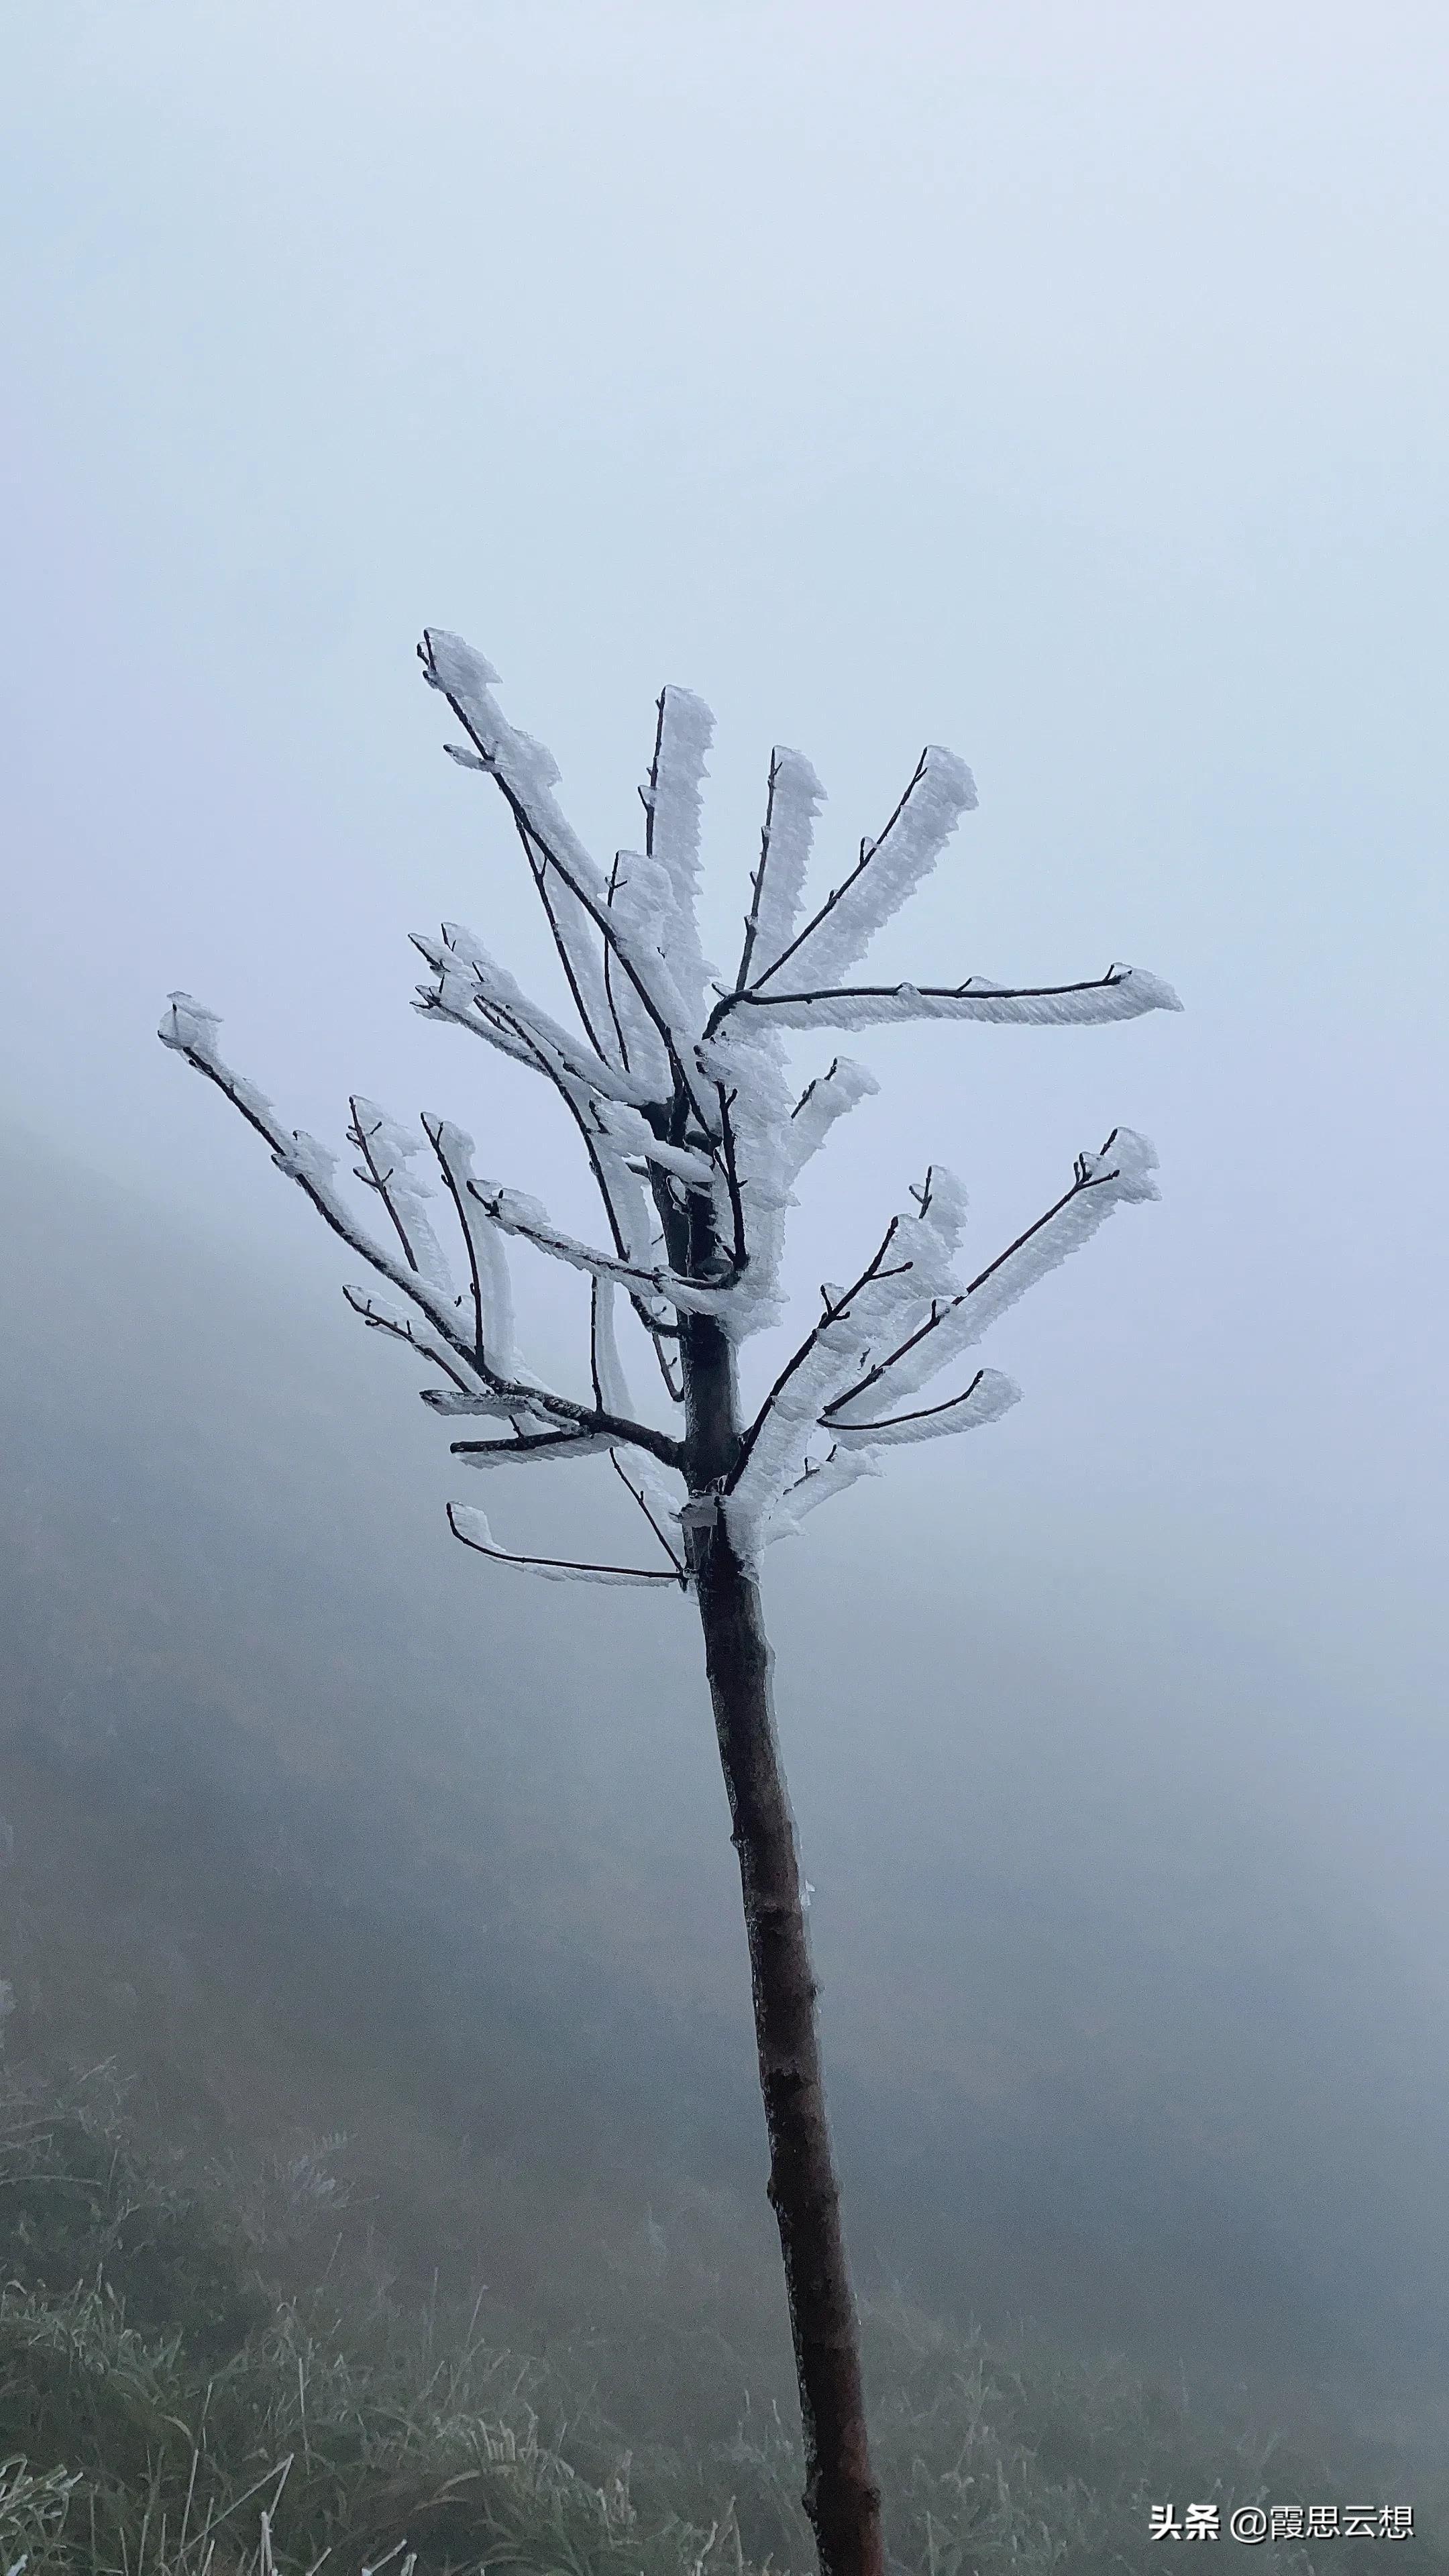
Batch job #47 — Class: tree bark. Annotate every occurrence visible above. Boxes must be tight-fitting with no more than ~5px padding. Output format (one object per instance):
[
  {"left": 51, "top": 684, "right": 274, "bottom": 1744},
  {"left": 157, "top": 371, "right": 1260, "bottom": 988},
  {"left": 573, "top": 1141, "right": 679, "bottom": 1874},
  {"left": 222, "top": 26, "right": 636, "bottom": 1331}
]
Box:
[{"left": 683, "top": 1316, "right": 883, "bottom": 2576}]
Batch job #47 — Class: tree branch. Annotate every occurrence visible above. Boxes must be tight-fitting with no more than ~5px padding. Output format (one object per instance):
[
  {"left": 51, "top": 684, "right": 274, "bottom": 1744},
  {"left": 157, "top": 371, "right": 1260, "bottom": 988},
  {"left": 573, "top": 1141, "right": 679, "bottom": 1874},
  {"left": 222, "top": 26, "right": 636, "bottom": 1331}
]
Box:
[
  {"left": 602, "top": 852, "right": 634, "bottom": 1072},
  {"left": 822, "top": 1130, "right": 1159, "bottom": 1427},
  {"left": 341, "top": 1287, "right": 478, "bottom": 1395},
  {"left": 418, "top": 948, "right": 684, "bottom": 1350},
  {"left": 160, "top": 997, "right": 684, "bottom": 1470},
  {"left": 745, "top": 750, "right": 930, "bottom": 994},
  {"left": 421, "top": 630, "right": 715, "bottom": 1125},
  {"left": 726, "top": 1218, "right": 910, "bottom": 1496},
  {"left": 346, "top": 1097, "right": 423, "bottom": 1273},
  {"left": 465, "top": 1179, "right": 739, "bottom": 1318},
  {"left": 827, "top": 1365, "right": 1020, "bottom": 1448},
  {"left": 517, "top": 818, "right": 616, "bottom": 1066},
  {"left": 610, "top": 1449, "right": 688, "bottom": 1576},
  {"left": 447, "top": 1501, "right": 688, "bottom": 1588},
  {"left": 161, "top": 1001, "right": 480, "bottom": 1363},
  {"left": 451, "top": 1427, "right": 619, "bottom": 1466},
  {"left": 715, "top": 1083, "right": 749, "bottom": 1275},
  {"left": 706, "top": 963, "right": 1181, "bottom": 1038}
]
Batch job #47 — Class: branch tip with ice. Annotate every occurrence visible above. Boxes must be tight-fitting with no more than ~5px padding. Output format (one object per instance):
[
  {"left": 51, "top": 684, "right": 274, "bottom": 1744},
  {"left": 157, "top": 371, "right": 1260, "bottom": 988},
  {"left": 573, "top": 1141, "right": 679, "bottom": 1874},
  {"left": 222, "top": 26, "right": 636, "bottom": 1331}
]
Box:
[
  {"left": 447, "top": 1502, "right": 688, "bottom": 1588},
  {"left": 710, "top": 962, "right": 1182, "bottom": 1036}
]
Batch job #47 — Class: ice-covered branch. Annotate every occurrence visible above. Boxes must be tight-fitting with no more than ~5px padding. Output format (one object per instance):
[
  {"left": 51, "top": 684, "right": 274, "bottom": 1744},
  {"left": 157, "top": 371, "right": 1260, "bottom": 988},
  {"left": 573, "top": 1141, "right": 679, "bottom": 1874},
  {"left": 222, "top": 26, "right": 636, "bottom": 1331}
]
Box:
[
  {"left": 160, "top": 996, "right": 478, "bottom": 1361},
  {"left": 757, "top": 1370, "right": 1019, "bottom": 1546},
  {"left": 784, "top": 1056, "right": 880, "bottom": 1183},
  {"left": 741, "top": 745, "right": 977, "bottom": 998},
  {"left": 411, "top": 924, "right": 654, "bottom": 1107},
  {"left": 421, "top": 630, "right": 712, "bottom": 1116},
  {"left": 824, "top": 1129, "right": 1162, "bottom": 1428},
  {"left": 345, "top": 1097, "right": 452, "bottom": 1290},
  {"left": 639, "top": 685, "right": 716, "bottom": 1018},
  {"left": 447, "top": 1503, "right": 689, "bottom": 1587},
  {"left": 413, "top": 929, "right": 686, "bottom": 1344},
  {"left": 720, "top": 1125, "right": 1163, "bottom": 1557},
  {"left": 828, "top": 1364, "right": 1021, "bottom": 1448},
  {"left": 451, "top": 1427, "right": 620, "bottom": 1468},
  {"left": 710, "top": 963, "right": 1182, "bottom": 1035},
  {"left": 419, "top": 1114, "right": 519, "bottom": 1372},
  {"left": 465, "top": 1179, "right": 739, "bottom": 1316},
  {"left": 599, "top": 851, "right": 669, "bottom": 1089},
  {"left": 610, "top": 1448, "right": 688, "bottom": 1576},
  {"left": 340, "top": 1286, "right": 480, "bottom": 1396},
  {"left": 590, "top": 1277, "right": 633, "bottom": 1419},
  {"left": 588, "top": 1100, "right": 717, "bottom": 1192},
  {"left": 723, "top": 1217, "right": 931, "bottom": 1546},
  {"left": 519, "top": 829, "right": 619, "bottom": 1069},
  {"left": 765, "top": 1444, "right": 884, "bottom": 1543},
  {"left": 159, "top": 994, "right": 682, "bottom": 1470},
  {"left": 735, "top": 745, "right": 826, "bottom": 989}
]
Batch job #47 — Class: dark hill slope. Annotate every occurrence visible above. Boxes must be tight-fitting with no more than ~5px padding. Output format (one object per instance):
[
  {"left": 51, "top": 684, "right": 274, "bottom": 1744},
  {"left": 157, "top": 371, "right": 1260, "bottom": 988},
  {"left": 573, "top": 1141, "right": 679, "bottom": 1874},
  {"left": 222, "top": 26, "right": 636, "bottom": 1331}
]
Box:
[{"left": 2, "top": 1123, "right": 1447, "bottom": 2436}]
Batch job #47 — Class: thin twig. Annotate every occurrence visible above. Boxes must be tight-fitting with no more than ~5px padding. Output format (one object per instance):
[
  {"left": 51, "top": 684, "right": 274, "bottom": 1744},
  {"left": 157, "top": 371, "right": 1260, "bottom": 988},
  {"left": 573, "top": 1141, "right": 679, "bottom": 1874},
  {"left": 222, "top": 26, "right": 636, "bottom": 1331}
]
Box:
[
  {"left": 742, "top": 749, "right": 928, "bottom": 996},
  {"left": 447, "top": 1501, "right": 687, "bottom": 1586},
  {"left": 347, "top": 1098, "right": 421, "bottom": 1273},
  {"left": 727, "top": 1219, "right": 911, "bottom": 1494}
]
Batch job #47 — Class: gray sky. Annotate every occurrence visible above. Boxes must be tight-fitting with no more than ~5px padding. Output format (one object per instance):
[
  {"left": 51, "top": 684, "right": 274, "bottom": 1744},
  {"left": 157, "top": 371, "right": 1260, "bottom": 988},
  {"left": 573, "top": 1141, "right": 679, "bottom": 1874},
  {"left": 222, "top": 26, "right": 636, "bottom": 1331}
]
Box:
[{"left": 3, "top": 3, "right": 1447, "bottom": 1992}]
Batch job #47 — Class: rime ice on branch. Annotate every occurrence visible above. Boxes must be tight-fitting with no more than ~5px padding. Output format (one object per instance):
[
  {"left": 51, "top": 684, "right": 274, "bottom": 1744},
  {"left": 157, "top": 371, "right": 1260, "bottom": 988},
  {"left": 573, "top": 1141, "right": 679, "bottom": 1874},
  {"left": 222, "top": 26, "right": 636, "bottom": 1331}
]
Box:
[{"left": 160, "top": 627, "right": 1179, "bottom": 1580}]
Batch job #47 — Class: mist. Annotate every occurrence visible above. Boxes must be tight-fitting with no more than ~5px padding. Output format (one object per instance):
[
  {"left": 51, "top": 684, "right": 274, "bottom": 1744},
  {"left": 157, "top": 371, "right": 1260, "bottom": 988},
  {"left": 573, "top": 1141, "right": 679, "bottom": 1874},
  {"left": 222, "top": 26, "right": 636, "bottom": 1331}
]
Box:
[{"left": 3, "top": 0, "right": 1448, "bottom": 2510}]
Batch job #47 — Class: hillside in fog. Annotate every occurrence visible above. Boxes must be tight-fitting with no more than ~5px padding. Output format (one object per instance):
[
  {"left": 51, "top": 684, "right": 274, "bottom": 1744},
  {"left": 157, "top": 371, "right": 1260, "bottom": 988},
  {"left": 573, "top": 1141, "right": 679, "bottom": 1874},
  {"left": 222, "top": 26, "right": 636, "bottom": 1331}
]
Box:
[{"left": 4, "top": 1120, "right": 1446, "bottom": 2438}]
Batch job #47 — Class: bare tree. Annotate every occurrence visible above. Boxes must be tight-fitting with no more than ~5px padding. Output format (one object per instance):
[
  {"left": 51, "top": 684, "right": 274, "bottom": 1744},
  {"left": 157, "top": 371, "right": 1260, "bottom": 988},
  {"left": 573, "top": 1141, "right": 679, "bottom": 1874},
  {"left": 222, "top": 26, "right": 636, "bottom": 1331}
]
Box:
[{"left": 160, "top": 631, "right": 1179, "bottom": 2576}]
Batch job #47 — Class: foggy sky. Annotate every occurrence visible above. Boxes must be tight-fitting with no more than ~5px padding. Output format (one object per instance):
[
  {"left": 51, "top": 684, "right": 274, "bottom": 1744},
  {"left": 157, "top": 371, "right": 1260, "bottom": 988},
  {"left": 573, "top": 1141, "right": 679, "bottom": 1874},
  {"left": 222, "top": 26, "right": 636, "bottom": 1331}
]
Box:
[{"left": 3, "top": 0, "right": 1448, "bottom": 2371}]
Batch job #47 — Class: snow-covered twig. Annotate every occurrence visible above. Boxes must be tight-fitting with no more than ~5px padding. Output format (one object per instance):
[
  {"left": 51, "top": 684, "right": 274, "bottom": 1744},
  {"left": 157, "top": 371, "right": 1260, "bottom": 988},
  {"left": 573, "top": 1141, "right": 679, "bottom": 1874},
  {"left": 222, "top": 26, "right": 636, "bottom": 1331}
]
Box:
[
  {"left": 610, "top": 1448, "right": 688, "bottom": 1576},
  {"left": 708, "top": 963, "right": 1182, "bottom": 1036},
  {"left": 740, "top": 745, "right": 977, "bottom": 997},
  {"left": 420, "top": 629, "right": 714, "bottom": 1123},
  {"left": 447, "top": 1502, "right": 688, "bottom": 1589},
  {"left": 824, "top": 1130, "right": 1162, "bottom": 1430},
  {"left": 735, "top": 745, "right": 827, "bottom": 990},
  {"left": 160, "top": 994, "right": 683, "bottom": 1471},
  {"left": 464, "top": 1179, "right": 739, "bottom": 1317}
]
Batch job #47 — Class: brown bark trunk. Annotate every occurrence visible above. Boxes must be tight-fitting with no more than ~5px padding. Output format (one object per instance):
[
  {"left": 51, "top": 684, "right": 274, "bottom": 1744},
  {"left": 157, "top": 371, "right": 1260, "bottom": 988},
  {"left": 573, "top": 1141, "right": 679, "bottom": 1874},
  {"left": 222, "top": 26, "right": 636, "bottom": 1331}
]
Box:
[
  {"left": 694, "top": 1533, "right": 883, "bottom": 2576},
  {"left": 683, "top": 1316, "right": 883, "bottom": 2576}
]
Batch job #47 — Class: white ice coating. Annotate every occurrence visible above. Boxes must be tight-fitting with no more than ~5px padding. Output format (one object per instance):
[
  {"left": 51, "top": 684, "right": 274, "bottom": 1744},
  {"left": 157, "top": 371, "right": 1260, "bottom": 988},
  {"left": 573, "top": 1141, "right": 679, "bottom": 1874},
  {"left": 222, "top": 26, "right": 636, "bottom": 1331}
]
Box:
[
  {"left": 467, "top": 1181, "right": 734, "bottom": 1315},
  {"left": 764, "top": 1443, "right": 885, "bottom": 1545},
  {"left": 739, "top": 746, "right": 826, "bottom": 981},
  {"left": 642, "top": 686, "right": 718, "bottom": 1014},
  {"left": 590, "top": 1278, "right": 634, "bottom": 1419},
  {"left": 829, "top": 1365, "right": 1022, "bottom": 1448},
  {"left": 163, "top": 643, "right": 1178, "bottom": 1587},
  {"left": 600, "top": 853, "right": 674, "bottom": 1093},
  {"left": 724, "top": 1189, "right": 971, "bottom": 1552},
  {"left": 748, "top": 745, "right": 977, "bottom": 996},
  {"left": 824, "top": 1132, "right": 1161, "bottom": 1431},
  {"left": 616, "top": 1448, "right": 687, "bottom": 1523},
  {"left": 454, "top": 1430, "right": 619, "bottom": 1469},
  {"left": 346, "top": 1098, "right": 453, "bottom": 1297},
  {"left": 341, "top": 1284, "right": 476, "bottom": 1386},
  {"left": 420, "top": 1116, "right": 520, "bottom": 1375},
  {"left": 782, "top": 1055, "right": 880, "bottom": 1183},
  {"left": 412, "top": 922, "right": 655, "bottom": 1107},
  {"left": 423, "top": 630, "right": 694, "bottom": 1071},
  {"left": 600, "top": 850, "right": 700, "bottom": 1057},
  {"left": 730, "top": 963, "right": 1183, "bottom": 1032},
  {"left": 611, "top": 1449, "right": 688, "bottom": 1572},
  {"left": 448, "top": 1504, "right": 682, "bottom": 1586},
  {"left": 590, "top": 1099, "right": 716, "bottom": 1189}
]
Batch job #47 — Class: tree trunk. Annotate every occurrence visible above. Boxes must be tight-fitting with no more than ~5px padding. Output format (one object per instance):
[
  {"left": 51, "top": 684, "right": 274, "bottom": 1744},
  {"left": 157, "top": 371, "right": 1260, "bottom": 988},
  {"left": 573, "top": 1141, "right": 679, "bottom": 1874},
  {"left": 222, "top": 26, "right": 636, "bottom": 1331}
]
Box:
[{"left": 692, "top": 1507, "right": 885, "bottom": 2576}]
